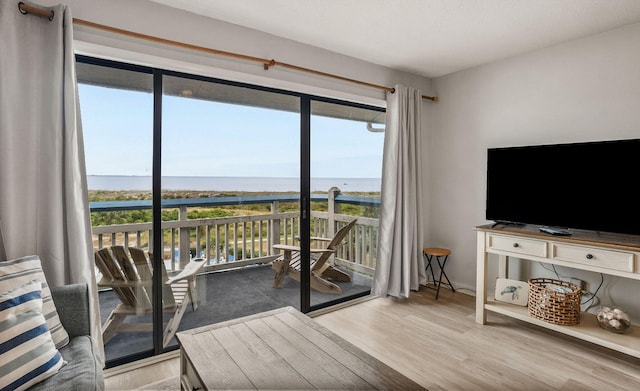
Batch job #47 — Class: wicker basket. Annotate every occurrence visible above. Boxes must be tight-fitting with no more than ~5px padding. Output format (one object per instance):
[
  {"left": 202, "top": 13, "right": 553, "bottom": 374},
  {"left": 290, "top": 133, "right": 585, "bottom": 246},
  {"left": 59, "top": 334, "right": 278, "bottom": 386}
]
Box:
[{"left": 528, "top": 278, "right": 582, "bottom": 326}]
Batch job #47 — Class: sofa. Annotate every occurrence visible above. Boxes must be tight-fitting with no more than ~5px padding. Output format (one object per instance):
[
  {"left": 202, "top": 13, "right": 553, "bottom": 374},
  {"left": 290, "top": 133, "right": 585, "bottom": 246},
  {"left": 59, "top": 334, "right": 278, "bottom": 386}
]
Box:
[{"left": 28, "top": 283, "right": 104, "bottom": 390}]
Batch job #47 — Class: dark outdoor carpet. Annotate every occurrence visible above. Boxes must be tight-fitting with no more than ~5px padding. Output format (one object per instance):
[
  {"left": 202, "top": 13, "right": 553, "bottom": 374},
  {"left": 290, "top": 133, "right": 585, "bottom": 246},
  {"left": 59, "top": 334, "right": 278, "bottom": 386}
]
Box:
[{"left": 99, "top": 264, "right": 372, "bottom": 362}]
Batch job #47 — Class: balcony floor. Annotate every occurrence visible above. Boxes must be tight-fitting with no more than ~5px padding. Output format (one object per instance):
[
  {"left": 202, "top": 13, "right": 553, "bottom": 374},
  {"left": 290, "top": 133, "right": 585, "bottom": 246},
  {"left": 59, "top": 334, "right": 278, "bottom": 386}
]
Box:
[{"left": 99, "top": 263, "right": 372, "bottom": 362}]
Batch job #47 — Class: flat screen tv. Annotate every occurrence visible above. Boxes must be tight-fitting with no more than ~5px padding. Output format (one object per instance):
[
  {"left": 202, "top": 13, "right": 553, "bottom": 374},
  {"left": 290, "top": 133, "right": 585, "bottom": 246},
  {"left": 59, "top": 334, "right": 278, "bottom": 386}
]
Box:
[{"left": 486, "top": 138, "right": 640, "bottom": 236}]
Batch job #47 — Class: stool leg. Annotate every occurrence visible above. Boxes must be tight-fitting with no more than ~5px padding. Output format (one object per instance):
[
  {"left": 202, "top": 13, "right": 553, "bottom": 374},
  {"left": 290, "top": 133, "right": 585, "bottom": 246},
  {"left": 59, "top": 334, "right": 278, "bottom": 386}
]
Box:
[
  {"left": 436, "top": 255, "right": 455, "bottom": 300},
  {"left": 435, "top": 255, "right": 445, "bottom": 299},
  {"left": 424, "top": 254, "right": 436, "bottom": 285}
]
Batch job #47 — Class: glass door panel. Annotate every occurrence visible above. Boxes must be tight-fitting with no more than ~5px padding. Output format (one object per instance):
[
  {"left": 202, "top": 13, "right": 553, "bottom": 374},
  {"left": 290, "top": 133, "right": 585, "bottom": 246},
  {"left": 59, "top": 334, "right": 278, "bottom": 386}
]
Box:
[
  {"left": 77, "top": 60, "right": 154, "bottom": 363},
  {"left": 309, "top": 100, "right": 385, "bottom": 309},
  {"left": 161, "top": 75, "right": 300, "bottom": 349}
]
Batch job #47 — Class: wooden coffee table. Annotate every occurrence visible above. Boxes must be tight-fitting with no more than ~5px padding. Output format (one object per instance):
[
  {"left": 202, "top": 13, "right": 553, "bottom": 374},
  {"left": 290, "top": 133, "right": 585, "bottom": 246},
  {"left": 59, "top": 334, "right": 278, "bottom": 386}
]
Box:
[{"left": 176, "top": 306, "right": 425, "bottom": 390}]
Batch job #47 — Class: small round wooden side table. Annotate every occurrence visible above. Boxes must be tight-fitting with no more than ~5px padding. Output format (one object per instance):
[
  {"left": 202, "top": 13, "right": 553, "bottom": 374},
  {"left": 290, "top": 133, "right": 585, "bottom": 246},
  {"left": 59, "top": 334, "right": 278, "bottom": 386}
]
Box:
[{"left": 423, "top": 247, "right": 456, "bottom": 299}]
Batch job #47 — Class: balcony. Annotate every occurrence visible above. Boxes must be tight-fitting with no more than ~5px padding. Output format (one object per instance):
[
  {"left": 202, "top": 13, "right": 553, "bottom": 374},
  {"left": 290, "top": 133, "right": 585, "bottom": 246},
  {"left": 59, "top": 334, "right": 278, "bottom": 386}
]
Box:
[{"left": 91, "top": 188, "right": 379, "bottom": 363}]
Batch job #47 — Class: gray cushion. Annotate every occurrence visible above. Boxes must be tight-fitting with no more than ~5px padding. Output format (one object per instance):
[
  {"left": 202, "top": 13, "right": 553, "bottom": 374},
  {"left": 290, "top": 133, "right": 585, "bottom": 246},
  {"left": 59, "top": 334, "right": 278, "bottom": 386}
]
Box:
[
  {"left": 50, "top": 284, "right": 91, "bottom": 338},
  {"left": 29, "top": 335, "right": 104, "bottom": 391}
]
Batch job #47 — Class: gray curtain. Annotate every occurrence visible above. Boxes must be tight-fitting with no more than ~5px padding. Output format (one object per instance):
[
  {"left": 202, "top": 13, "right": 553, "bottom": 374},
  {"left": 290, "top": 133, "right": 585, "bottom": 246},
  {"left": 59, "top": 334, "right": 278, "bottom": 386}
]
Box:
[
  {"left": 0, "top": 1, "right": 103, "bottom": 362},
  {"left": 372, "top": 84, "right": 427, "bottom": 298},
  {"left": 0, "top": 221, "right": 5, "bottom": 261}
]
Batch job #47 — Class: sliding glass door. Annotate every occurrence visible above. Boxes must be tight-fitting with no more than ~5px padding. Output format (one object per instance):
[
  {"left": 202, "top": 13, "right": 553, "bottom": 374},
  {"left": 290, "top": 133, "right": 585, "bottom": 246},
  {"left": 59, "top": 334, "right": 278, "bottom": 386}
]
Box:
[
  {"left": 160, "top": 74, "right": 301, "bottom": 350},
  {"left": 77, "top": 55, "right": 384, "bottom": 366}
]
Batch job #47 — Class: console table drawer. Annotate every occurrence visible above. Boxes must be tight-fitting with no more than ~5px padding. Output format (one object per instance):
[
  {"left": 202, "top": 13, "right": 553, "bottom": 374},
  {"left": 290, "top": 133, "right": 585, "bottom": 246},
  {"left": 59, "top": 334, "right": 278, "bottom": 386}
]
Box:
[
  {"left": 551, "top": 243, "right": 634, "bottom": 272},
  {"left": 487, "top": 234, "right": 547, "bottom": 257}
]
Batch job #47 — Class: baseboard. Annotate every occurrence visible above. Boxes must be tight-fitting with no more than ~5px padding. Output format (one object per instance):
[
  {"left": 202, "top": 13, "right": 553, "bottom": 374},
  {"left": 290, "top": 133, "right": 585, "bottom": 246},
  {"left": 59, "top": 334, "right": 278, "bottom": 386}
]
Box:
[
  {"left": 104, "top": 350, "right": 180, "bottom": 378},
  {"left": 455, "top": 287, "right": 476, "bottom": 297}
]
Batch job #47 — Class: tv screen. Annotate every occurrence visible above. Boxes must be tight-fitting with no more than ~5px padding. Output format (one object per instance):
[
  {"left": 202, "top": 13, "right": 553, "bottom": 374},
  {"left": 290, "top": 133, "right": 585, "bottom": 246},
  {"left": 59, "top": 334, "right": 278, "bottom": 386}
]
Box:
[{"left": 486, "top": 138, "right": 640, "bottom": 236}]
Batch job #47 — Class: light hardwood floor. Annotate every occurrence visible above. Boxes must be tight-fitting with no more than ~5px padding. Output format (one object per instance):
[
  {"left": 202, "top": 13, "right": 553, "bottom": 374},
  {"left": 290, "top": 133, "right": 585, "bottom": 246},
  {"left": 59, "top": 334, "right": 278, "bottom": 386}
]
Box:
[
  {"left": 108, "top": 288, "right": 640, "bottom": 390},
  {"left": 315, "top": 289, "right": 640, "bottom": 391}
]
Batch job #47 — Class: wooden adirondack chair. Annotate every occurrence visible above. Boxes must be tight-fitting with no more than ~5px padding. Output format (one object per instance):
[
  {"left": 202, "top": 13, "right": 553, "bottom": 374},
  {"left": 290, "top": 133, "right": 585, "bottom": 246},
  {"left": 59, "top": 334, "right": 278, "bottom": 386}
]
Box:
[
  {"left": 271, "top": 219, "right": 357, "bottom": 294},
  {"left": 94, "top": 246, "right": 205, "bottom": 347}
]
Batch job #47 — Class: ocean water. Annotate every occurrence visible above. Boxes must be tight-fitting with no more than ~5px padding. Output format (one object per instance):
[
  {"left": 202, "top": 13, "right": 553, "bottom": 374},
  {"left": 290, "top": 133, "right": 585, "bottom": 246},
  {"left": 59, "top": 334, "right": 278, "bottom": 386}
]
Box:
[{"left": 87, "top": 175, "right": 381, "bottom": 192}]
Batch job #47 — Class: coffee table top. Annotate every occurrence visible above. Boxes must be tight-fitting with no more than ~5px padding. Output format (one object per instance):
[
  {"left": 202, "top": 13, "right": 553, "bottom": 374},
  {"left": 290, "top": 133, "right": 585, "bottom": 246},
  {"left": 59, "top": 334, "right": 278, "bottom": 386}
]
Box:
[{"left": 176, "top": 306, "right": 424, "bottom": 390}]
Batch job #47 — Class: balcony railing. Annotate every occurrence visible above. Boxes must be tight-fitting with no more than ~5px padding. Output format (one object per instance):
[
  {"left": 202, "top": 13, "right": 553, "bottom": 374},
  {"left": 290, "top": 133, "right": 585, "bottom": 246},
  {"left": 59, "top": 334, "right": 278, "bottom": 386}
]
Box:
[{"left": 90, "top": 188, "right": 380, "bottom": 276}]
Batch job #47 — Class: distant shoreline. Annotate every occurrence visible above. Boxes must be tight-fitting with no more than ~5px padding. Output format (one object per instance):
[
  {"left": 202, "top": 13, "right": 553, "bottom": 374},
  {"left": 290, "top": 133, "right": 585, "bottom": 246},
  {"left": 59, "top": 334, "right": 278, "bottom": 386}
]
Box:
[
  {"left": 87, "top": 175, "right": 382, "bottom": 193},
  {"left": 87, "top": 189, "right": 380, "bottom": 203}
]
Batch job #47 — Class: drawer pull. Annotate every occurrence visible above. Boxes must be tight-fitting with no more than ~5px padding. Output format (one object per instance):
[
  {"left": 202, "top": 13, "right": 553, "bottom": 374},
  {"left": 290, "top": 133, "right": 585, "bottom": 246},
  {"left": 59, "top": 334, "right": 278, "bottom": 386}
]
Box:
[
  {"left": 513, "top": 243, "right": 519, "bottom": 248},
  {"left": 586, "top": 254, "right": 594, "bottom": 260}
]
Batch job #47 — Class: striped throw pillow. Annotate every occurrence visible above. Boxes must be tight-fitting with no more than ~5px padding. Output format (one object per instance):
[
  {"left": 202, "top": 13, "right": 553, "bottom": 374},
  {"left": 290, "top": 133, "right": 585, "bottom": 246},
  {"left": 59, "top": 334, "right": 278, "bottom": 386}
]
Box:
[
  {"left": 0, "top": 279, "right": 64, "bottom": 391},
  {"left": 0, "top": 256, "right": 69, "bottom": 349}
]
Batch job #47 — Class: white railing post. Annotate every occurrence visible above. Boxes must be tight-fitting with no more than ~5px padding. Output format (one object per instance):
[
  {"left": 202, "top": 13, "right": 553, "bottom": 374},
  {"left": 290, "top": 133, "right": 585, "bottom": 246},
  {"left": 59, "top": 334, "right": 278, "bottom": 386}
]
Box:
[
  {"left": 271, "top": 201, "right": 280, "bottom": 253},
  {"left": 328, "top": 186, "right": 341, "bottom": 237},
  {"left": 328, "top": 187, "right": 342, "bottom": 263},
  {"left": 179, "top": 205, "right": 190, "bottom": 269},
  {"left": 148, "top": 229, "right": 153, "bottom": 256}
]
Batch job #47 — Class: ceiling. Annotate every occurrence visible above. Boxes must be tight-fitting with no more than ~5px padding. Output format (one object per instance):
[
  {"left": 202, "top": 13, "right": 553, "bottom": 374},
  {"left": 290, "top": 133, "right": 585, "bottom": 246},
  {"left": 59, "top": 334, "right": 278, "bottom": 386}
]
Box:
[{"left": 148, "top": 0, "right": 640, "bottom": 79}]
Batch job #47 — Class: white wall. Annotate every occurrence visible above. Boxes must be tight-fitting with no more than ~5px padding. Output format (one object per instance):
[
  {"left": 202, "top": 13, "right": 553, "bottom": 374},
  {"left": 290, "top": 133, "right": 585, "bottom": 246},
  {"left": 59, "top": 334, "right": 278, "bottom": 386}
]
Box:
[
  {"left": 430, "top": 23, "right": 640, "bottom": 315},
  {"left": 43, "top": 0, "right": 431, "bottom": 106}
]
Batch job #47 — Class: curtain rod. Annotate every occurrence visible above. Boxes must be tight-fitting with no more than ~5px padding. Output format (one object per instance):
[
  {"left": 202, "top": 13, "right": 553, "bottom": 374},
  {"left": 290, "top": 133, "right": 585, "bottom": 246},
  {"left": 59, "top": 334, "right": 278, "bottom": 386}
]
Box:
[
  {"left": 18, "top": 2, "right": 438, "bottom": 102},
  {"left": 72, "top": 18, "right": 438, "bottom": 102}
]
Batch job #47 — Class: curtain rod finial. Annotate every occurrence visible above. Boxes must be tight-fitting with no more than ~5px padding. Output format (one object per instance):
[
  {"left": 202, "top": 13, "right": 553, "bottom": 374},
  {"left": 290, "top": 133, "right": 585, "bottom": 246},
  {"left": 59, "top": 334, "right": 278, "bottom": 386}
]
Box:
[{"left": 421, "top": 95, "right": 439, "bottom": 102}]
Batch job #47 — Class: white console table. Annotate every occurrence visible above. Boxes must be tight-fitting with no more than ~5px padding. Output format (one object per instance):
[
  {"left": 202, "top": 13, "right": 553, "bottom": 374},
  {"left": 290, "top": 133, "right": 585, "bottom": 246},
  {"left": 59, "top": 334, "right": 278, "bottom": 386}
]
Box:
[{"left": 475, "top": 224, "right": 640, "bottom": 358}]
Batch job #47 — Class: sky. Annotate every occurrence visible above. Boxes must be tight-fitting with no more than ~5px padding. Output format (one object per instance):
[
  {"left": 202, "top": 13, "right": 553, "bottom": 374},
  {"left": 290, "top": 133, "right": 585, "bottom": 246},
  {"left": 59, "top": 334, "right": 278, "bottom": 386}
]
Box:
[{"left": 78, "top": 84, "right": 385, "bottom": 178}]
